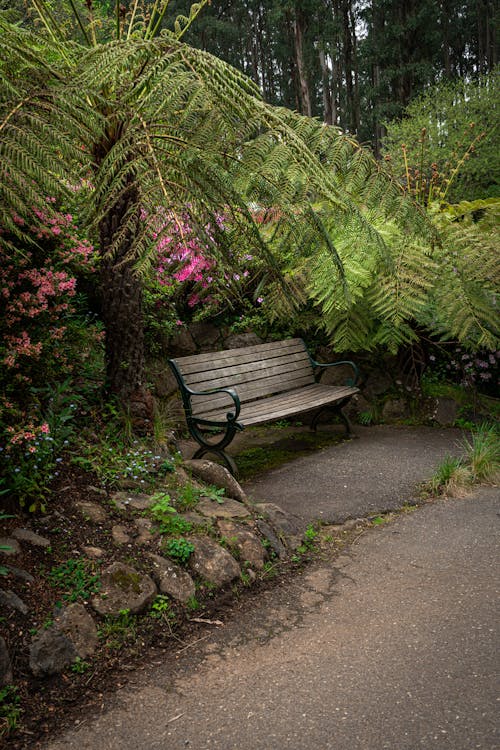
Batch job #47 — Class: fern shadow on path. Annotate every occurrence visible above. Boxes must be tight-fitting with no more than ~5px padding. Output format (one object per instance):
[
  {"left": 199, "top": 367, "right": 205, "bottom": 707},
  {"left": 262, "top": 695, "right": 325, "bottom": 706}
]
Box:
[{"left": 243, "top": 425, "right": 465, "bottom": 525}]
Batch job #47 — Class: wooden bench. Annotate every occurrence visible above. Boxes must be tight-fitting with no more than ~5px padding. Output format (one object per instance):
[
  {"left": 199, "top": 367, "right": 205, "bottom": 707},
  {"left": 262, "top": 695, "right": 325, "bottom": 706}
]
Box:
[{"left": 168, "top": 338, "right": 359, "bottom": 476}]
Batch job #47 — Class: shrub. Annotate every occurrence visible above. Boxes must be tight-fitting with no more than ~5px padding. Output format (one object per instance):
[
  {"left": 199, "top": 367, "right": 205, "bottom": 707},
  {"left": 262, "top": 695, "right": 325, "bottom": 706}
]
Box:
[{"left": 0, "top": 201, "right": 100, "bottom": 510}]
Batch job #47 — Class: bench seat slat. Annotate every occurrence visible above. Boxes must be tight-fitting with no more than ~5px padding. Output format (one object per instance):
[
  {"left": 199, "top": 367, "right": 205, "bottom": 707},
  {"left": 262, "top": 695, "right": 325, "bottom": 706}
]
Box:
[
  {"left": 196, "top": 384, "right": 358, "bottom": 425},
  {"left": 182, "top": 364, "right": 314, "bottom": 395},
  {"left": 191, "top": 373, "right": 315, "bottom": 414}
]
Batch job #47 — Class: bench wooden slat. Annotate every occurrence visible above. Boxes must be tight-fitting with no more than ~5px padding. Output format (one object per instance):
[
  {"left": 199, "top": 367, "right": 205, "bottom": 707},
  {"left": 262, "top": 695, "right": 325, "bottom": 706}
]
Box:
[
  {"left": 192, "top": 373, "right": 315, "bottom": 415},
  {"left": 178, "top": 348, "right": 311, "bottom": 382},
  {"left": 173, "top": 338, "right": 306, "bottom": 371},
  {"left": 198, "top": 384, "right": 358, "bottom": 426},
  {"left": 183, "top": 355, "right": 314, "bottom": 392}
]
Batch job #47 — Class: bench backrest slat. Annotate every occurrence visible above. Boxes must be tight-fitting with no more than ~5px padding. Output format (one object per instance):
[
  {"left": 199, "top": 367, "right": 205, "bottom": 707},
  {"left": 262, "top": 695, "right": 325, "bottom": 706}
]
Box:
[
  {"left": 183, "top": 350, "right": 312, "bottom": 389},
  {"left": 171, "top": 338, "right": 316, "bottom": 416},
  {"left": 175, "top": 338, "right": 307, "bottom": 373}
]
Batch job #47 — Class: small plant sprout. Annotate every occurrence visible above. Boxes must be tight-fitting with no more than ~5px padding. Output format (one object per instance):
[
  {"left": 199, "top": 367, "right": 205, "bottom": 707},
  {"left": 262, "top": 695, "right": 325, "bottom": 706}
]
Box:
[
  {"left": 297, "top": 524, "right": 319, "bottom": 554},
  {"left": 70, "top": 657, "right": 90, "bottom": 674},
  {"left": 164, "top": 538, "right": 195, "bottom": 565},
  {"left": 98, "top": 609, "right": 137, "bottom": 650},
  {"left": 150, "top": 595, "right": 175, "bottom": 621},
  {"left": 47, "top": 559, "right": 101, "bottom": 602},
  {"left": 0, "top": 685, "right": 22, "bottom": 737}
]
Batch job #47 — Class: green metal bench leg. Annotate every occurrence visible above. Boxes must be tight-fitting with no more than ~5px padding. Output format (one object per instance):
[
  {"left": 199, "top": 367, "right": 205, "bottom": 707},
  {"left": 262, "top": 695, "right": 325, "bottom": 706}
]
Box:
[{"left": 310, "top": 402, "right": 357, "bottom": 438}]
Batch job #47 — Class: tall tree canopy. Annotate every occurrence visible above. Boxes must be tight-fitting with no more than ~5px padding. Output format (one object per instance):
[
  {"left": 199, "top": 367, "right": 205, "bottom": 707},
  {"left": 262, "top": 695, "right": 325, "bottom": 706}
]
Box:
[
  {"left": 170, "top": 0, "right": 498, "bottom": 151},
  {"left": 1, "top": 0, "right": 497, "bottom": 440},
  {"left": 1, "top": 0, "right": 436, "bottom": 422}
]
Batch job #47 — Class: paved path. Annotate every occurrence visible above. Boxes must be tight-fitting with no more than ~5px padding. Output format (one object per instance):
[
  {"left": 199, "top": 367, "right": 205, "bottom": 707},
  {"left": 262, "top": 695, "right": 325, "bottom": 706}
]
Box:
[
  {"left": 244, "top": 425, "right": 465, "bottom": 523},
  {"left": 45, "top": 487, "right": 499, "bottom": 750}
]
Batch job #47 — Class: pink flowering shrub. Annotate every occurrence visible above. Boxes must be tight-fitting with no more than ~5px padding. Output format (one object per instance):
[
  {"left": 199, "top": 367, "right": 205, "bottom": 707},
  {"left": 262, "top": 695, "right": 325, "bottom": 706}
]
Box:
[
  {"left": 0, "top": 201, "right": 99, "bottom": 509},
  {"left": 144, "top": 209, "right": 267, "bottom": 346}
]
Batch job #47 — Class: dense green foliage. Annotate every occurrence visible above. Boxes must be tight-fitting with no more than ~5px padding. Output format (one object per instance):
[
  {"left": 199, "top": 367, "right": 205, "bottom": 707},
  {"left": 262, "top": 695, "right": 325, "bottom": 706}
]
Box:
[
  {"left": 383, "top": 71, "right": 499, "bottom": 202},
  {"left": 0, "top": 1, "right": 498, "bottom": 514}
]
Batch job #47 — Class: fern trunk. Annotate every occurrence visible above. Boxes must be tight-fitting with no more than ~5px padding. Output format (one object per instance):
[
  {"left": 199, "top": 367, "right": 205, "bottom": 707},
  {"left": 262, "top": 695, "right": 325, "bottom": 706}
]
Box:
[{"left": 98, "top": 185, "right": 152, "bottom": 431}]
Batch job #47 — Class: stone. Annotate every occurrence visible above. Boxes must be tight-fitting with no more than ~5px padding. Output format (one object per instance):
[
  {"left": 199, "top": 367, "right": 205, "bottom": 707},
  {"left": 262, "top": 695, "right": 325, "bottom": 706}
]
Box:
[
  {"left": 149, "top": 554, "right": 195, "bottom": 603},
  {"left": 343, "top": 518, "right": 364, "bottom": 531},
  {"left": 11, "top": 528, "right": 51, "bottom": 547},
  {"left": 169, "top": 327, "right": 196, "bottom": 356},
  {"left": 319, "top": 363, "right": 357, "bottom": 387},
  {"left": 188, "top": 536, "right": 241, "bottom": 587},
  {"left": 363, "top": 371, "right": 393, "bottom": 398},
  {"left": 189, "top": 322, "right": 221, "bottom": 350},
  {"left": 180, "top": 511, "right": 209, "bottom": 527},
  {"left": 255, "top": 520, "right": 287, "bottom": 559},
  {"left": 0, "top": 637, "right": 13, "bottom": 686},
  {"left": 2, "top": 565, "right": 34, "bottom": 583},
  {"left": 431, "top": 397, "right": 458, "bottom": 426},
  {"left": 111, "top": 492, "right": 156, "bottom": 511},
  {"left": 133, "top": 518, "right": 156, "bottom": 545},
  {"left": 86, "top": 485, "right": 107, "bottom": 496},
  {"left": 111, "top": 525, "right": 131, "bottom": 545},
  {"left": 222, "top": 332, "right": 262, "bottom": 349},
  {"left": 197, "top": 497, "right": 251, "bottom": 520},
  {"left": 56, "top": 603, "right": 98, "bottom": 659},
  {"left": 29, "top": 629, "right": 77, "bottom": 677},
  {"left": 217, "top": 521, "right": 266, "bottom": 569},
  {"left": 255, "top": 502, "right": 303, "bottom": 538},
  {"left": 381, "top": 398, "right": 409, "bottom": 421},
  {"left": 147, "top": 360, "right": 179, "bottom": 400},
  {"left": 183, "top": 460, "right": 248, "bottom": 504},
  {"left": 29, "top": 603, "right": 99, "bottom": 677},
  {"left": 91, "top": 562, "right": 157, "bottom": 616},
  {"left": 0, "top": 589, "right": 29, "bottom": 615},
  {"left": 0, "top": 538, "right": 21, "bottom": 557},
  {"left": 81, "top": 546, "right": 105, "bottom": 559},
  {"left": 75, "top": 502, "right": 108, "bottom": 524}
]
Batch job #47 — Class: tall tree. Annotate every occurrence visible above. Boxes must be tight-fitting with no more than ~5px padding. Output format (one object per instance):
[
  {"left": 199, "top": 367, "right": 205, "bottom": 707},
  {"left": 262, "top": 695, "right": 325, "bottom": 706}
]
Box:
[{"left": 1, "top": 1, "right": 432, "bottom": 424}]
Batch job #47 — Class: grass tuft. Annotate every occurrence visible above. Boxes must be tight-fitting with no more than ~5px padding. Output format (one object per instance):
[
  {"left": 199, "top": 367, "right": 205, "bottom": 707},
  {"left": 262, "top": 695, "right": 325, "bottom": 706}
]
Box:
[
  {"left": 430, "top": 422, "right": 499, "bottom": 496},
  {"left": 460, "top": 422, "right": 500, "bottom": 483}
]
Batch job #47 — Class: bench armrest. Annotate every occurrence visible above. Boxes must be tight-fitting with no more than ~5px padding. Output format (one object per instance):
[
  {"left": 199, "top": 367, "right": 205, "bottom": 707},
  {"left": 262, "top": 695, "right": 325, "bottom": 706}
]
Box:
[
  {"left": 186, "top": 385, "right": 241, "bottom": 422},
  {"left": 168, "top": 360, "right": 241, "bottom": 421},
  {"left": 309, "top": 358, "right": 359, "bottom": 387}
]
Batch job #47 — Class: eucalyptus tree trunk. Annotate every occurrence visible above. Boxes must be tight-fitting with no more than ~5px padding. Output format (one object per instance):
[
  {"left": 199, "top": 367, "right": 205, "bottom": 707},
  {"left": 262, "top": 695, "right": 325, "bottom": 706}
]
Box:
[
  {"left": 319, "top": 48, "right": 333, "bottom": 125},
  {"left": 293, "top": 10, "right": 312, "bottom": 117}
]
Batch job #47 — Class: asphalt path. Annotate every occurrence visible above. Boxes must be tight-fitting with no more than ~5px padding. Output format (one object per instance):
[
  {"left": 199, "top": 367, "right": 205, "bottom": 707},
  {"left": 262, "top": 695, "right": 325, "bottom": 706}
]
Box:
[
  {"left": 45, "top": 486, "right": 499, "bottom": 750},
  {"left": 244, "top": 425, "right": 465, "bottom": 523}
]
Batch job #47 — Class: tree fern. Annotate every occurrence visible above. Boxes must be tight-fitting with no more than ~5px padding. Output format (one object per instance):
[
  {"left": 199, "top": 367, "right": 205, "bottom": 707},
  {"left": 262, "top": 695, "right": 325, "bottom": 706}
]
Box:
[
  {"left": 421, "top": 200, "right": 500, "bottom": 349},
  {"left": 3, "top": 2, "right": 493, "bottom": 413}
]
